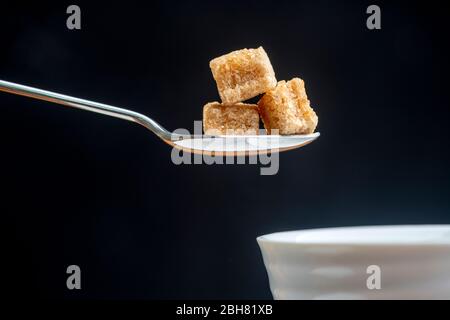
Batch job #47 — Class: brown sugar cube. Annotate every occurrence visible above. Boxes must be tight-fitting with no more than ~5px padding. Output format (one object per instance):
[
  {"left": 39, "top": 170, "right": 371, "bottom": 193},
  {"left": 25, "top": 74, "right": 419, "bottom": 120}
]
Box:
[
  {"left": 258, "top": 78, "right": 318, "bottom": 135},
  {"left": 203, "top": 102, "right": 260, "bottom": 135},
  {"left": 209, "top": 47, "right": 277, "bottom": 105}
]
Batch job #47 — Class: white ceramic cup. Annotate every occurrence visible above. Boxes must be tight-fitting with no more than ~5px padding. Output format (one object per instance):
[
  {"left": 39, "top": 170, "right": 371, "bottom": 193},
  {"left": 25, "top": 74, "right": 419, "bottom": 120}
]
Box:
[{"left": 257, "top": 225, "right": 450, "bottom": 300}]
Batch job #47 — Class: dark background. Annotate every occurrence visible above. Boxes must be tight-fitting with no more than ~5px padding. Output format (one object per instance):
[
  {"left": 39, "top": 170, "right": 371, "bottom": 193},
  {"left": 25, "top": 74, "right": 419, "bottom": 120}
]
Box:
[{"left": 0, "top": 0, "right": 449, "bottom": 299}]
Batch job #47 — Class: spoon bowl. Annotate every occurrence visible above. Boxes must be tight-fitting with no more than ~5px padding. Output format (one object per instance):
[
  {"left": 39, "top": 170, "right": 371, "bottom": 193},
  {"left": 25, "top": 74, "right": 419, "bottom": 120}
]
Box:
[{"left": 169, "top": 133, "right": 319, "bottom": 156}]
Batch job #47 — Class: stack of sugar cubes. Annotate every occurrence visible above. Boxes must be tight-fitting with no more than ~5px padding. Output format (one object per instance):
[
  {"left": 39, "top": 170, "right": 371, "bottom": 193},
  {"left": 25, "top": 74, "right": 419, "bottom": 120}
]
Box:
[{"left": 203, "top": 47, "right": 318, "bottom": 136}]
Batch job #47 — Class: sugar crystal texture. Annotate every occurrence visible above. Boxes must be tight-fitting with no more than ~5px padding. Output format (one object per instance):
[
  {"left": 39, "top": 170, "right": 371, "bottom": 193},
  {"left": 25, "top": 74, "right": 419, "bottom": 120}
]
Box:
[
  {"left": 209, "top": 47, "right": 277, "bottom": 105},
  {"left": 203, "top": 102, "right": 260, "bottom": 135},
  {"left": 258, "top": 78, "right": 318, "bottom": 135}
]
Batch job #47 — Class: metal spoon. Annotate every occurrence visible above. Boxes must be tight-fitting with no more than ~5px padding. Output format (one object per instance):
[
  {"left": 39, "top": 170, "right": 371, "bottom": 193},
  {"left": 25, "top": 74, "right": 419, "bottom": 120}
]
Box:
[{"left": 0, "top": 79, "right": 319, "bottom": 156}]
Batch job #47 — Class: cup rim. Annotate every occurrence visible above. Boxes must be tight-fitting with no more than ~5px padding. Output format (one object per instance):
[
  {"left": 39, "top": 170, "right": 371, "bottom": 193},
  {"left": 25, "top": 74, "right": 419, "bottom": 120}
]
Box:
[{"left": 257, "top": 225, "right": 450, "bottom": 247}]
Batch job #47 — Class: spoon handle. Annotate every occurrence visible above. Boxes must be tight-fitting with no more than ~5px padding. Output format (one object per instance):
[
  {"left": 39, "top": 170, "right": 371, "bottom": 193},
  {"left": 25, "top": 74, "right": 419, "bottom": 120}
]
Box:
[{"left": 0, "top": 79, "right": 170, "bottom": 138}]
